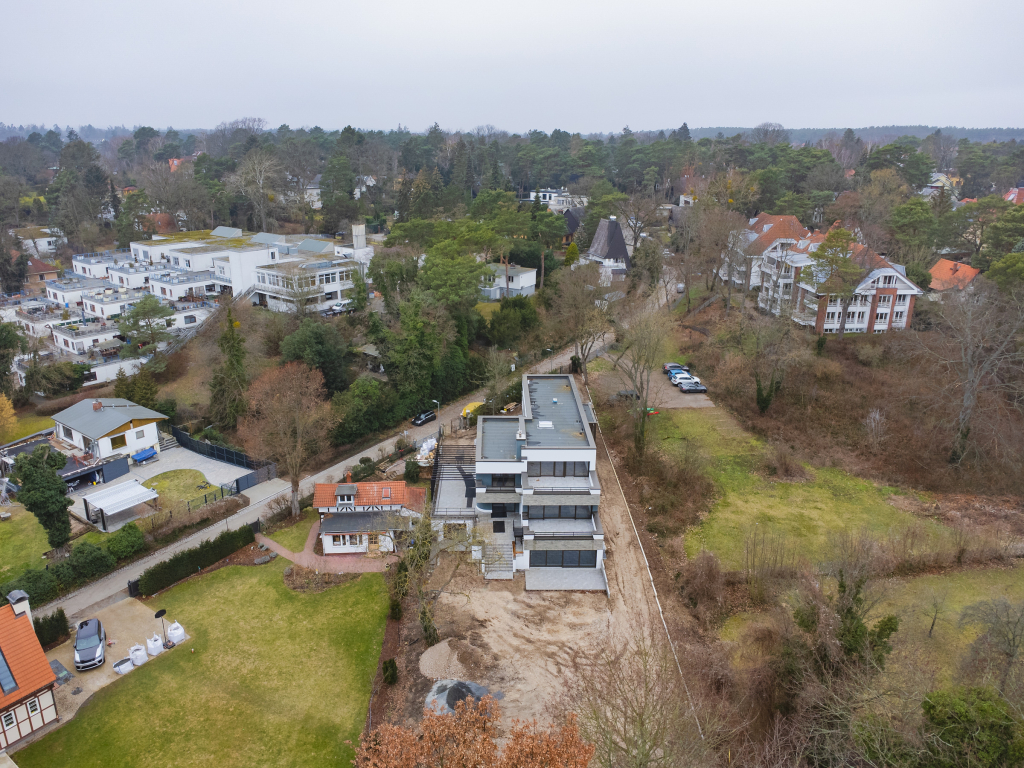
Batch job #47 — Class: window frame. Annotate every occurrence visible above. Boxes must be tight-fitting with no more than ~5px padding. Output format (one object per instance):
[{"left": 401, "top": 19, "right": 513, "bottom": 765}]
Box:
[
  {"left": 110, "top": 434, "right": 127, "bottom": 450},
  {"left": 135, "top": 429, "right": 145, "bottom": 439}
]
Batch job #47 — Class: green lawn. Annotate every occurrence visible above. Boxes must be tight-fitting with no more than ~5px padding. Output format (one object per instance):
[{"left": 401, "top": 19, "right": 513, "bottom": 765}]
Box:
[
  {"left": 0, "top": 505, "right": 50, "bottom": 582},
  {"left": 142, "top": 469, "right": 210, "bottom": 505},
  {"left": 7, "top": 412, "right": 54, "bottom": 442},
  {"left": 663, "top": 409, "right": 949, "bottom": 569},
  {"left": 269, "top": 507, "right": 318, "bottom": 553},
  {"left": 475, "top": 301, "right": 500, "bottom": 320},
  {"left": 15, "top": 562, "right": 387, "bottom": 768}
]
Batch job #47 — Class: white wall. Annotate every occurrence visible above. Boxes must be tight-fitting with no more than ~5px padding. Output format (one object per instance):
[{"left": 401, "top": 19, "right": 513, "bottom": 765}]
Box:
[{"left": 321, "top": 531, "right": 395, "bottom": 553}]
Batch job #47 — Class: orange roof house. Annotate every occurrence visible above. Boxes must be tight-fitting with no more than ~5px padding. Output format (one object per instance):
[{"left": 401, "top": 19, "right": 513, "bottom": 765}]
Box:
[
  {"left": 1004, "top": 187, "right": 1024, "bottom": 205},
  {"left": 0, "top": 592, "right": 59, "bottom": 750},
  {"left": 929, "top": 258, "right": 980, "bottom": 291},
  {"left": 313, "top": 478, "right": 425, "bottom": 557}
]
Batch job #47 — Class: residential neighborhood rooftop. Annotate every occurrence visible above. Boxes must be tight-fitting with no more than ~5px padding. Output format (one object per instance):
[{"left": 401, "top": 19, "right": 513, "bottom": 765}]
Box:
[
  {"left": 523, "top": 375, "right": 593, "bottom": 448},
  {"left": 0, "top": 601, "right": 55, "bottom": 711},
  {"left": 52, "top": 398, "right": 167, "bottom": 440}
]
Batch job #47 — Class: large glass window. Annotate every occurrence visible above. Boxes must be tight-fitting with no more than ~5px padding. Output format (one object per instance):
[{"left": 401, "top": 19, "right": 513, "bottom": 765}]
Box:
[
  {"left": 529, "top": 550, "right": 598, "bottom": 567},
  {"left": 525, "top": 505, "right": 595, "bottom": 519},
  {"left": 491, "top": 474, "right": 516, "bottom": 488},
  {"left": 527, "top": 462, "right": 590, "bottom": 478}
]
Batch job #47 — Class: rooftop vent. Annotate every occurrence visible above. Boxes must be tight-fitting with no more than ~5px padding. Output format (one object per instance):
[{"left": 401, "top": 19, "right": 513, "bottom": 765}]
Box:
[
  {"left": 538, "top": 421, "right": 554, "bottom": 429},
  {"left": 552, "top": 397, "right": 558, "bottom": 404}
]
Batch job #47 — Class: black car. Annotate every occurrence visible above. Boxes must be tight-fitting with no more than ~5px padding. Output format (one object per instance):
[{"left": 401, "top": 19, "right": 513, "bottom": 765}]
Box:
[
  {"left": 74, "top": 618, "right": 106, "bottom": 671},
  {"left": 411, "top": 410, "right": 436, "bottom": 426},
  {"left": 664, "top": 363, "right": 690, "bottom": 375},
  {"left": 678, "top": 379, "right": 708, "bottom": 394}
]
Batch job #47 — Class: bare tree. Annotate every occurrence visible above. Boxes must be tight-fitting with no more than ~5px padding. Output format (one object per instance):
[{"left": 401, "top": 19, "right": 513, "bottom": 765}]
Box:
[
  {"left": 483, "top": 347, "right": 514, "bottom": 414},
  {"left": 238, "top": 362, "right": 337, "bottom": 516},
  {"left": 959, "top": 598, "right": 1024, "bottom": 694},
  {"left": 559, "top": 631, "right": 711, "bottom": 768},
  {"left": 750, "top": 122, "right": 791, "bottom": 147},
  {"left": 610, "top": 294, "right": 670, "bottom": 456},
  {"left": 556, "top": 262, "right": 609, "bottom": 385},
  {"left": 229, "top": 147, "right": 283, "bottom": 231},
  {"left": 923, "top": 588, "right": 948, "bottom": 639},
  {"left": 280, "top": 139, "right": 322, "bottom": 203},
  {"left": 905, "top": 280, "right": 1024, "bottom": 464},
  {"left": 614, "top": 191, "right": 660, "bottom": 252}
]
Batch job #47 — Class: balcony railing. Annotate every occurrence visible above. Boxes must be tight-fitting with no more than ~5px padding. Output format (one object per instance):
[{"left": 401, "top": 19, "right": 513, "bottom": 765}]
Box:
[{"left": 52, "top": 324, "right": 118, "bottom": 338}]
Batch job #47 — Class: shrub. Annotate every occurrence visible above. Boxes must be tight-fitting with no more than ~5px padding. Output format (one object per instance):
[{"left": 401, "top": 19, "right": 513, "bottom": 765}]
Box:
[
  {"left": 680, "top": 551, "right": 724, "bottom": 621},
  {"left": 155, "top": 398, "right": 178, "bottom": 424},
  {"left": 138, "top": 526, "right": 255, "bottom": 596},
  {"left": 33, "top": 392, "right": 91, "bottom": 417},
  {"left": 50, "top": 561, "right": 77, "bottom": 591},
  {"left": 107, "top": 522, "right": 147, "bottom": 561},
  {"left": 359, "top": 456, "right": 373, "bottom": 466},
  {"left": 33, "top": 608, "right": 68, "bottom": 647},
  {"left": 922, "top": 686, "right": 1024, "bottom": 768},
  {"left": 69, "top": 542, "right": 116, "bottom": 580},
  {"left": 1, "top": 568, "right": 58, "bottom": 605},
  {"left": 382, "top": 658, "right": 398, "bottom": 685},
  {"left": 404, "top": 460, "right": 421, "bottom": 483},
  {"left": 855, "top": 343, "right": 885, "bottom": 367}
]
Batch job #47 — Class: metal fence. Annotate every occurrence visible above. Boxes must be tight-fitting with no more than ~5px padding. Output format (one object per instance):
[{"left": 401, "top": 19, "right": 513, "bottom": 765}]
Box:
[
  {"left": 184, "top": 484, "right": 233, "bottom": 514},
  {"left": 169, "top": 426, "right": 273, "bottom": 471}
]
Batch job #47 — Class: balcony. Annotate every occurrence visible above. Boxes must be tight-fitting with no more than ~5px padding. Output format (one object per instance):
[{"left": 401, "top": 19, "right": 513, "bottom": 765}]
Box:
[{"left": 52, "top": 324, "right": 118, "bottom": 339}]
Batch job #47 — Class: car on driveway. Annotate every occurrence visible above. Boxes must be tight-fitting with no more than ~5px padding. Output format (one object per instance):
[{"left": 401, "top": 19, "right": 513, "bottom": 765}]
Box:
[
  {"left": 411, "top": 410, "right": 436, "bottom": 426},
  {"left": 678, "top": 379, "right": 708, "bottom": 393},
  {"left": 663, "top": 363, "right": 686, "bottom": 374},
  {"left": 74, "top": 618, "right": 106, "bottom": 671},
  {"left": 670, "top": 371, "right": 702, "bottom": 385}
]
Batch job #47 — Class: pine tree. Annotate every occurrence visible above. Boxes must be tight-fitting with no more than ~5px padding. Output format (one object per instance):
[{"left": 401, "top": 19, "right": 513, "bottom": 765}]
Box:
[
  {"left": 490, "top": 159, "right": 502, "bottom": 191},
  {"left": 564, "top": 241, "right": 580, "bottom": 267},
  {"left": 11, "top": 446, "right": 72, "bottom": 553},
  {"left": 679, "top": 122, "right": 692, "bottom": 142},
  {"left": 531, "top": 187, "right": 544, "bottom": 219},
  {"left": 208, "top": 309, "right": 248, "bottom": 428},
  {"left": 113, "top": 367, "right": 133, "bottom": 400},
  {"left": 130, "top": 369, "right": 158, "bottom": 410},
  {"left": 108, "top": 179, "right": 121, "bottom": 219}
]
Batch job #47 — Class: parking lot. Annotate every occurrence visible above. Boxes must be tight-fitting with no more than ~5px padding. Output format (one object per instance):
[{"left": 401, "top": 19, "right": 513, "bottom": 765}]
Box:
[{"left": 591, "top": 358, "right": 715, "bottom": 410}]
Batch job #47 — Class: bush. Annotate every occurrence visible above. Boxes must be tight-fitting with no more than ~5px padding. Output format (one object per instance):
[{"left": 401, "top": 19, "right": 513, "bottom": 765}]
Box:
[
  {"left": 50, "top": 561, "right": 77, "bottom": 591},
  {"left": 855, "top": 343, "right": 885, "bottom": 367},
  {"left": 404, "top": 460, "right": 421, "bottom": 483},
  {"left": 382, "top": 658, "right": 398, "bottom": 685},
  {"left": 33, "top": 608, "right": 68, "bottom": 647},
  {"left": 107, "top": 522, "right": 147, "bottom": 561},
  {"left": 680, "top": 551, "right": 724, "bottom": 622},
  {"left": 1, "top": 568, "right": 58, "bottom": 605},
  {"left": 155, "top": 398, "right": 178, "bottom": 424},
  {"left": 138, "top": 526, "right": 255, "bottom": 596},
  {"left": 69, "top": 542, "right": 116, "bottom": 580},
  {"left": 33, "top": 391, "right": 91, "bottom": 417},
  {"left": 922, "top": 686, "right": 1024, "bottom": 768}
]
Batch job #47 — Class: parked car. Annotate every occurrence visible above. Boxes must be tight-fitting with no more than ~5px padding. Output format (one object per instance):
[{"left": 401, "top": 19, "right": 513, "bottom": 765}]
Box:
[
  {"left": 74, "top": 618, "right": 106, "bottom": 671},
  {"left": 411, "top": 410, "right": 436, "bottom": 426},
  {"left": 663, "top": 363, "right": 684, "bottom": 373},
  {"left": 678, "top": 379, "right": 708, "bottom": 393},
  {"left": 670, "top": 371, "right": 702, "bottom": 385}
]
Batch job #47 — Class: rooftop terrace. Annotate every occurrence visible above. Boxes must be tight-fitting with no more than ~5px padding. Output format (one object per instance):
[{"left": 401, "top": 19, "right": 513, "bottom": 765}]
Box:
[
  {"left": 523, "top": 375, "right": 593, "bottom": 449},
  {"left": 479, "top": 417, "right": 520, "bottom": 461}
]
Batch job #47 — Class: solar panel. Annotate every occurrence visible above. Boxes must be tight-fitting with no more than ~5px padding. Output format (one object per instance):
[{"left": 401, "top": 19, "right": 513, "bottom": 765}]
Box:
[{"left": 0, "top": 648, "right": 17, "bottom": 694}]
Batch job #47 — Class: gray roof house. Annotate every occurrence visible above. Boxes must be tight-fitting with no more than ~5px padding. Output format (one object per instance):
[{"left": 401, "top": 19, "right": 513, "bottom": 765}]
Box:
[
  {"left": 52, "top": 398, "right": 167, "bottom": 461},
  {"left": 585, "top": 218, "right": 631, "bottom": 284}
]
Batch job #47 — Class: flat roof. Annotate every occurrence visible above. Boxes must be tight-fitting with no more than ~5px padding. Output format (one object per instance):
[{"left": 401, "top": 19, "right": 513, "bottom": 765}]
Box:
[
  {"left": 522, "top": 375, "right": 593, "bottom": 449},
  {"left": 44, "top": 276, "right": 108, "bottom": 291},
  {"left": 478, "top": 417, "right": 520, "bottom": 461},
  {"left": 150, "top": 269, "right": 216, "bottom": 285},
  {"left": 83, "top": 480, "right": 158, "bottom": 515}
]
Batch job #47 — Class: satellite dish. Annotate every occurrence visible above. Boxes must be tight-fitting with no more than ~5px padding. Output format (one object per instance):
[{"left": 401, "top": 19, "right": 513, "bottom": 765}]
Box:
[{"left": 154, "top": 609, "right": 166, "bottom": 619}]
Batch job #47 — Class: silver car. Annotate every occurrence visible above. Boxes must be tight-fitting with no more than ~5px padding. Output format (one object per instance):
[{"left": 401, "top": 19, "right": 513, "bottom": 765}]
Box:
[{"left": 74, "top": 618, "right": 106, "bottom": 671}]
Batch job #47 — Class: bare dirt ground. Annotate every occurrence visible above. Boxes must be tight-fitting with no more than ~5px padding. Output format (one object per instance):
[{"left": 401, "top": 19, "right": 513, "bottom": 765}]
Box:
[
  {"left": 889, "top": 492, "right": 1024, "bottom": 543},
  {"left": 390, "top": 380, "right": 667, "bottom": 728},
  {"left": 588, "top": 361, "right": 715, "bottom": 410}
]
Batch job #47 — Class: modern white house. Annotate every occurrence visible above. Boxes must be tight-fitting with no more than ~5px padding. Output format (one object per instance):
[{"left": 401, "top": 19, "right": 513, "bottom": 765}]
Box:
[
  {"left": 480, "top": 263, "right": 537, "bottom": 299},
  {"left": 51, "top": 320, "right": 121, "bottom": 354},
  {"left": 72, "top": 250, "right": 134, "bottom": 279},
  {"left": 80, "top": 286, "right": 152, "bottom": 320},
  {"left": 253, "top": 254, "right": 360, "bottom": 313},
  {"left": 10, "top": 227, "right": 63, "bottom": 257},
  {"left": 51, "top": 398, "right": 167, "bottom": 462},
  {"left": 107, "top": 262, "right": 167, "bottom": 290},
  {"left": 529, "top": 188, "right": 588, "bottom": 213},
  {"left": 43, "top": 276, "right": 109, "bottom": 307},
  {"left": 149, "top": 269, "right": 217, "bottom": 301},
  {"left": 312, "top": 479, "right": 426, "bottom": 554}
]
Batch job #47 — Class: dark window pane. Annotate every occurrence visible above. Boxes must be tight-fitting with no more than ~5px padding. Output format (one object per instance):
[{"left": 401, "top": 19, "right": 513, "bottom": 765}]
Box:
[
  {"left": 493, "top": 521, "right": 505, "bottom": 533},
  {"left": 563, "top": 551, "right": 580, "bottom": 567},
  {"left": 547, "top": 551, "right": 562, "bottom": 567},
  {"left": 530, "top": 551, "right": 546, "bottom": 567},
  {"left": 560, "top": 506, "right": 573, "bottom": 518},
  {"left": 575, "top": 462, "right": 589, "bottom": 477},
  {"left": 580, "top": 551, "right": 597, "bottom": 567},
  {"left": 528, "top": 463, "right": 540, "bottom": 477}
]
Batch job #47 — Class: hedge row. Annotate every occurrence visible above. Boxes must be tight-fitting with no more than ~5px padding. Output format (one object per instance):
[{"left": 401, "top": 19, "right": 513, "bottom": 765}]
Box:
[
  {"left": 0, "top": 524, "right": 149, "bottom": 606},
  {"left": 33, "top": 608, "right": 69, "bottom": 647},
  {"left": 138, "top": 526, "right": 255, "bottom": 596}
]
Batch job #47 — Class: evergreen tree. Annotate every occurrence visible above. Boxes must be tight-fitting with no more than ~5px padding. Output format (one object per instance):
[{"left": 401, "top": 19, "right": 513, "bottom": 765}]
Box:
[
  {"left": 117, "top": 294, "right": 175, "bottom": 370},
  {"left": 130, "top": 368, "right": 158, "bottom": 410},
  {"left": 107, "top": 179, "right": 120, "bottom": 220},
  {"left": 113, "top": 367, "right": 133, "bottom": 400},
  {"left": 208, "top": 309, "right": 248, "bottom": 428},
  {"left": 531, "top": 187, "right": 544, "bottom": 219},
  {"left": 11, "top": 445, "right": 72, "bottom": 553},
  {"left": 564, "top": 241, "right": 580, "bottom": 267}
]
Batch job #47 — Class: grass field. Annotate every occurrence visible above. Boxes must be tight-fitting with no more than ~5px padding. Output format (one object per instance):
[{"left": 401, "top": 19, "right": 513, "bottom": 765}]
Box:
[
  {"left": 15, "top": 562, "right": 387, "bottom": 768},
  {"left": 7, "top": 412, "right": 54, "bottom": 442},
  {"left": 475, "top": 301, "right": 500, "bottom": 320},
  {"left": 0, "top": 505, "right": 50, "bottom": 582},
  {"left": 269, "top": 507, "right": 318, "bottom": 553},
  {"left": 143, "top": 469, "right": 210, "bottom": 504},
  {"left": 661, "top": 409, "right": 949, "bottom": 569}
]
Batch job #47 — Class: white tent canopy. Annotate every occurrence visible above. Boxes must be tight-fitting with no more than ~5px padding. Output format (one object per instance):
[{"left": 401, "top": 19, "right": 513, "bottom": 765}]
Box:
[{"left": 83, "top": 479, "right": 158, "bottom": 520}]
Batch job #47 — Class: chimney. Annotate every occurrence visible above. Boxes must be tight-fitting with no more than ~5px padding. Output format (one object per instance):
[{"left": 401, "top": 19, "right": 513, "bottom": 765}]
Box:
[
  {"left": 92, "top": 400, "right": 103, "bottom": 411},
  {"left": 952, "top": 262, "right": 960, "bottom": 274},
  {"left": 345, "top": 471, "right": 353, "bottom": 483},
  {"left": 352, "top": 224, "right": 366, "bottom": 250},
  {"left": 7, "top": 589, "right": 31, "bottom": 623}
]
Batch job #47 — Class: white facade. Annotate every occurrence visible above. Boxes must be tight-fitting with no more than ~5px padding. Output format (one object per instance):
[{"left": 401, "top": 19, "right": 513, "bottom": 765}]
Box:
[
  {"left": 11, "top": 227, "right": 63, "bottom": 256},
  {"left": 44, "top": 277, "right": 109, "bottom": 307},
  {"left": 529, "top": 188, "right": 588, "bottom": 213},
  {"left": 80, "top": 287, "right": 151, "bottom": 319},
  {"left": 321, "top": 531, "right": 396, "bottom": 554},
  {"left": 51, "top": 323, "right": 121, "bottom": 354},
  {"left": 53, "top": 415, "right": 161, "bottom": 460},
  {"left": 481, "top": 264, "right": 537, "bottom": 300},
  {"left": 107, "top": 263, "right": 166, "bottom": 290},
  {"left": 254, "top": 259, "right": 358, "bottom": 313},
  {"left": 150, "top": 270, "right": 217, "bottom": 301}
]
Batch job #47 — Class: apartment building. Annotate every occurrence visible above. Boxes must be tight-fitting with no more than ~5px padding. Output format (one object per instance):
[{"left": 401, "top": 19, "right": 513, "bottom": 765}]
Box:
[
  {"left": 448, "top": 374, "right": 606, "bottom": 591},
  {"left": 741, "top": 214, "right": 923, "bottom": 334}
]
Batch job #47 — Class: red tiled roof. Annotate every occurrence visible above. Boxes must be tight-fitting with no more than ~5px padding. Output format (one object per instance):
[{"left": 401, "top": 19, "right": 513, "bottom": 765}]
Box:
[
  {"left": 0, "top": 604, "right": 56, "bottom": 710},
  {"left": 313, "top": 481, "right": 426, "bottom": 512},
  {"left": 1005, "top": 188, "right": 1024, "bottom": 205},
  {"left": 929, "top": 258, "right": 980, "bottom": 291},
  {"left": 25, "top": 258, "right": 57, "bottom": 275},
  {"left": 746, "top": 214, "right": 811, "bottom": 255}
]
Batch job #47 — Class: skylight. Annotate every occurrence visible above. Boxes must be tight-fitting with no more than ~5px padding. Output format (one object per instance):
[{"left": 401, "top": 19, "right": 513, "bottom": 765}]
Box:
[{"left": 0, "top": 648, "right": 17, "bottom": 695}]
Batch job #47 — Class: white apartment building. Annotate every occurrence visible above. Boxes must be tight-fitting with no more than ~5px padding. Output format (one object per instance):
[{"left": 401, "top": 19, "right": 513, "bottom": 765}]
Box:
[
  {"left": 149, "top": 269, "right": 217, "bottom": 301},
  {"left": 72, "top": 250, "right": 135, "bottom": 279},
  {"left": 44, "top": 277, "right": 110, "bottom": 307}
]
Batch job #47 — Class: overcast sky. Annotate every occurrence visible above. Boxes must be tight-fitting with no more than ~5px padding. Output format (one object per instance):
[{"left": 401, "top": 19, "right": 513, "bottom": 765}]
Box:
[{"left": 5, "top": 0, "right": 1022, "bottom": 133}]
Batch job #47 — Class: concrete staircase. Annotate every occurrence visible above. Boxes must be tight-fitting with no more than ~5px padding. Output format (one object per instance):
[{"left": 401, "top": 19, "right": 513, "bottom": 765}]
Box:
[
  {"left": 158, "top": 435, "right": 178, "bottom": 452},
  {"left": 484, "top": 540, "right": 514, "bottom": 580}
]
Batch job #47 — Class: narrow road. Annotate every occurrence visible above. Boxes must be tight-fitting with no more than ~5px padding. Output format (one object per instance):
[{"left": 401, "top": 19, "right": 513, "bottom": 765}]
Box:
[{"left": 41, "top": 342, "right": 597, "bottom": 620}]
